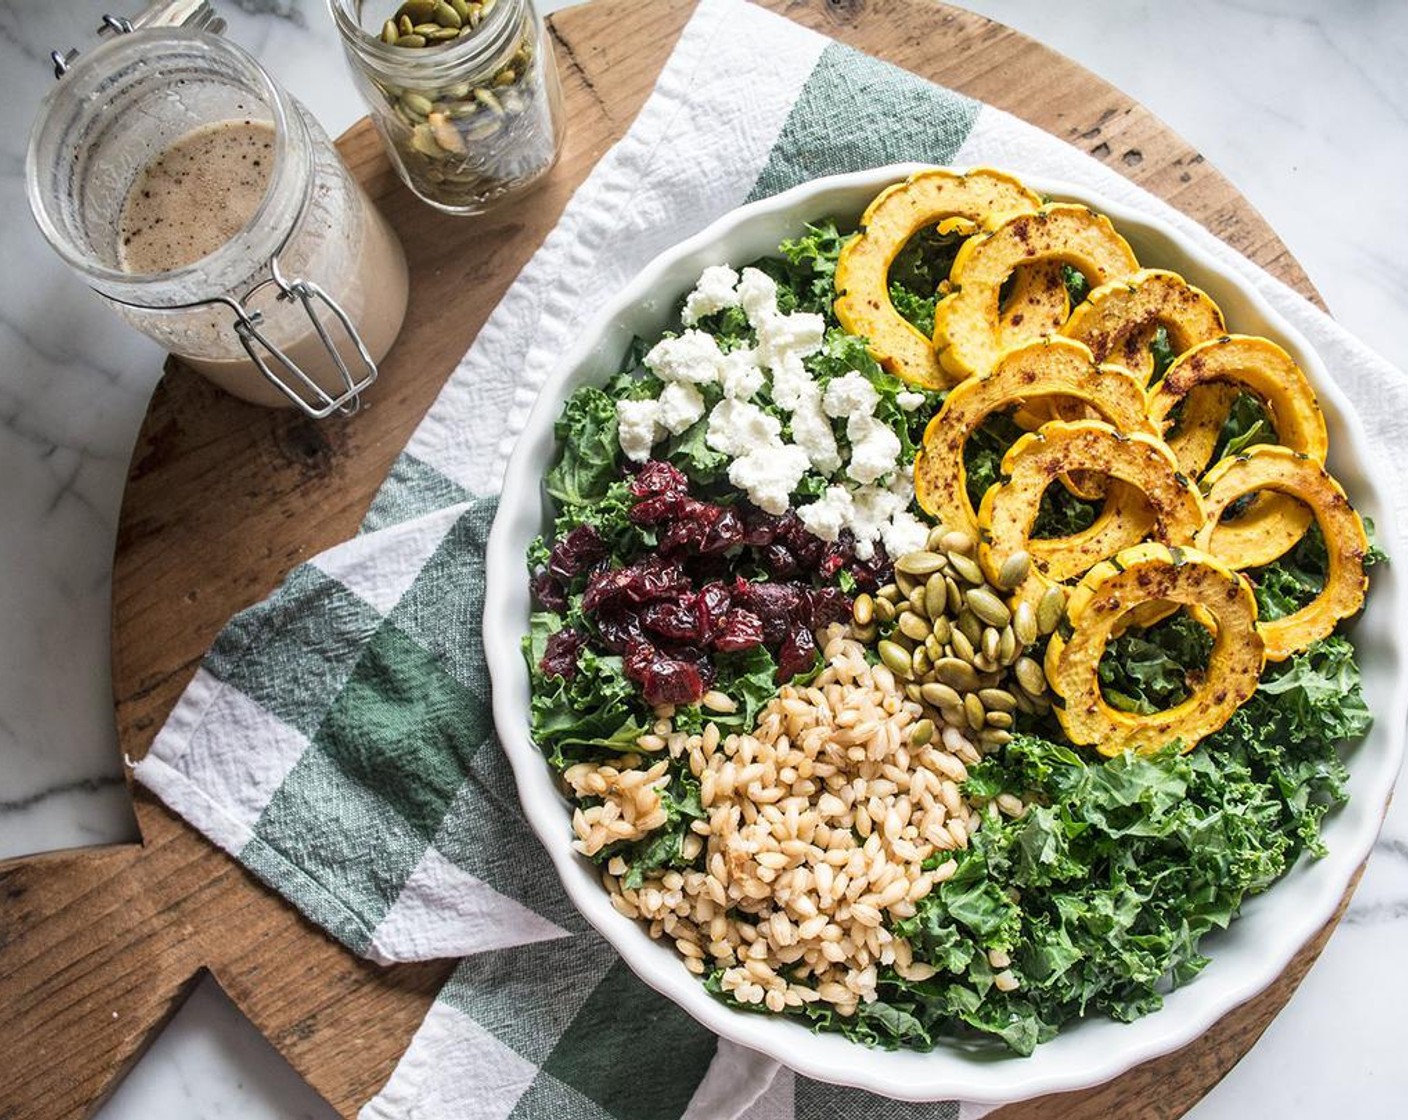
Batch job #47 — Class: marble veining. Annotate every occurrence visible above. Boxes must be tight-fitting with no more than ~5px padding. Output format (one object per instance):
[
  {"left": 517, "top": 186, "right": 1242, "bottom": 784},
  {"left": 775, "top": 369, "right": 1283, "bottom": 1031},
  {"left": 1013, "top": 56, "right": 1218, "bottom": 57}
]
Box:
[{"left": 0, "top": 0, "right": 1403, "bottom": 1118}]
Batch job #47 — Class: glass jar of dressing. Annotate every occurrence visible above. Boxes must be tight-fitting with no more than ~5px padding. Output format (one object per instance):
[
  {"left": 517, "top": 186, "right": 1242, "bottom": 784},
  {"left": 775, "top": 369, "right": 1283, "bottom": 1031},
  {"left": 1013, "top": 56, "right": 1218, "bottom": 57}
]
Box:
[
  {"left": 27, "top": 11, "right": 409, "bottom": 416},
  {"left": 329, "top": 0, "right": 565, "bottom": 215}
]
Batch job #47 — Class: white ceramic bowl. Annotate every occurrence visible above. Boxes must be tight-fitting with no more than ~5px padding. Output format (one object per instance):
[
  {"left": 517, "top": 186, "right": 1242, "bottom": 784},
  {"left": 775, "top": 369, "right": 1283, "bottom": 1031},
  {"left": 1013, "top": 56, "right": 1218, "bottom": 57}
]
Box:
[{"left": 484, "top": 165, "right": 1408, "bottom": 1104}]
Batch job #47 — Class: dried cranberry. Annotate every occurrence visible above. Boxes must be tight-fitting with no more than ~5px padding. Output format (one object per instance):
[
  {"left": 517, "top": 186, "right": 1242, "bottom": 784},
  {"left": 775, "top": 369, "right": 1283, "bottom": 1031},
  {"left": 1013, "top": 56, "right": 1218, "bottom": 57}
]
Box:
[
  {"left": 733, "top": 578, "right": 805, "bottom": 644},
  {"left": 538, "top": 628, "right": 587, "bottom": 680},
  {"left": 531, "top": 569, "right": 567, "bottom": 612},
  {"left": 776, "top": 625, "right": 818, "bottom": 683},
  {"left": 630, "top": 494, "right": 684, "bottom": 525},
  {"left": 761, "top": 543, "right": 799, "bottom": 578},
  {"left": 777, "top": 513, "right": 824, "bottom": 568},
  {"left": 641, "top": 659, "right": 705, "bottom": 706},
  {"left": 806, "top": 586, "right": 853, "bottom": 629},
  {"left": 713, "top": 608, "right": 764, "bottom": 652},
  {"left": 695, "top": 581, "right": 732, "bottom": 634},
  {"left": 742, "top": 506, "right": 784, "bottom": 547},
  {"left": 699, "top": 506, "right": 745, "bottom": 554},
  {"left": 624, "top": 639, "right": 662, "bottom": 682},
  {"left": 548, "top": 524, "right": 608, "bottom": 581},
  {"left": 641, "top": 598, "right": 701, "bottom": 642},
  {"left": 817, "top": 532, "right": 856, "bottom": 579},
  {"left": 630, "top": 460, "right": 688, "bottom": 499},
  {"left": 583, "top": 557, "right": 689, "bottom": 611},
  {"left": 594, "top": 610, "right": 644, "bottom": 653}
]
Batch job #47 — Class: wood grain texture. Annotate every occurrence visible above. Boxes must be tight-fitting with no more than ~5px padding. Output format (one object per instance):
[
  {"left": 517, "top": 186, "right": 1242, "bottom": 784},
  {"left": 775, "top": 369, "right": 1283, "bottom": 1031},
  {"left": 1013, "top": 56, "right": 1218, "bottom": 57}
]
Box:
[{"left": 0, "top": 0, "right": 1340, "bottom": 1116}]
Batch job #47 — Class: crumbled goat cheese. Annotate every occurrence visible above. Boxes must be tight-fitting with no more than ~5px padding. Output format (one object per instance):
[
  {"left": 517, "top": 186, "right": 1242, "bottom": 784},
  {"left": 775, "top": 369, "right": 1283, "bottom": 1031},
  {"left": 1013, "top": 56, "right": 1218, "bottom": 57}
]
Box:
[
  {"left": 680, "top": 265, "right": 741, "bottom": 326},
  {"left": 728, "top": 444, "right": 812, "bottom": 516},
  {"left": 880, "top": 510, "right": 930, "bottom": 558},
  {"left": 789, "top": 383, "right": 842, "bottom": 475},
  {"left": 706, "top": 398, "right": 783, "bottom": 458},
  {"left": 847, "top": 479, "right": 912, "bottom": 561},
  {"left": 846, "top": 414, "right": 903, "bottom": 485},
  {"left": 718, "top": 348, "right": 766, "bottom": 400},
  {"left": 645, "top": 330, "right": 726, "bottom": 384},
  {"left": 737, "top": 267, "right": 779, "bottom": 323},
  {"left": 896, "top": 390, "right": 928, "bottom": 412},
  {"left": 657, "top": 380, "right": 706, "bottom": 435},
  {"left": 822, "top": 370, "right": 880, "bottom": 420},
  {"left": 797, "top": 484, "right": 855, "bottom": 542},
  {"left": 617, "top": 398, "right": 664, "bottom": 463}
]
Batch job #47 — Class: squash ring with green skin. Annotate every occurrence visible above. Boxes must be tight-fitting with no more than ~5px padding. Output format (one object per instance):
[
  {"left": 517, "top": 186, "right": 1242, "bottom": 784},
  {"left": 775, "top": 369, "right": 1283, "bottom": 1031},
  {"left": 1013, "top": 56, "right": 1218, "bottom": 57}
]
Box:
[
  {"left": 977, "top": 420, "right": 1207, "bottom": 606},
  {"left": 834, "top": 167, "right": 1045, "bottom": 389},
  {"left": 1044, "top": 543, "right": 1265, "bottom": 756},
  {"left": 932, "top": 204, "right": 1141, "bottom": 380},
  {"left": 913, "top": 338, "right": 1154, "bottom": 536},
  {"left": 1195, "top": 445, "right": 1368, "bottom": 661},
  {"left": 1061, "top": 269, "right": 1227, "bottom": 385},
  {"left": 1148, "top": 334, "right": 1329, "bottom": 567}
]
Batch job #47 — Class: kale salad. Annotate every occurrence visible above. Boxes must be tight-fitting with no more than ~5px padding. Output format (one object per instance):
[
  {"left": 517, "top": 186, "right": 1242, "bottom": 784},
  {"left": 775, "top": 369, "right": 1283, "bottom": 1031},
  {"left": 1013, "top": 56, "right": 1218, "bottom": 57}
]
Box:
[{"left": 523, "top": 168, "right": 1381, "bottom": 1056}]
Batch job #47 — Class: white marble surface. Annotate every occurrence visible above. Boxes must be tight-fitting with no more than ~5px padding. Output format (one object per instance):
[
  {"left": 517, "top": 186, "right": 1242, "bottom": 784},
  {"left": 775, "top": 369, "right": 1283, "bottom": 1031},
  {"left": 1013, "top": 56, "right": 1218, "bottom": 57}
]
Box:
[{"left": 0, "top": 0, "right": 1404, "bottom": 1116}]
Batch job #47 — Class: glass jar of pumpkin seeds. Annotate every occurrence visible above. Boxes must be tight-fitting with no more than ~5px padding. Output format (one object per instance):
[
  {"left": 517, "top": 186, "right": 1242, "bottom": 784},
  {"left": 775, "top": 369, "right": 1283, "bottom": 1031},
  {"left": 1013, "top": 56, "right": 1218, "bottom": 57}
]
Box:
[{"left": 329, "top": 0, "right": 564, "bottom": 215}]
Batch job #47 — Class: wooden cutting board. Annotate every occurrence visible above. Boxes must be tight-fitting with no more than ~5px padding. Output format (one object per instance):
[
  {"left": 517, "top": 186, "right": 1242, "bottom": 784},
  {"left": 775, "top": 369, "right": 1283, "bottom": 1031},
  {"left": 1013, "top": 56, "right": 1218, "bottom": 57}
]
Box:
[{"left": 0, "top": 1, "right": 1351, "bottom": 1116}]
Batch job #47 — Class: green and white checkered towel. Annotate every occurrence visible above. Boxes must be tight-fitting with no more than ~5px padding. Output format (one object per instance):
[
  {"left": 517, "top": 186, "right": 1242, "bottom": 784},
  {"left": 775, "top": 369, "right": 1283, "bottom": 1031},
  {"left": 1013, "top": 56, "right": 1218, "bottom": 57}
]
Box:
[{"left": 133, "top": 0, "right": 1408, "bottom": 1115}]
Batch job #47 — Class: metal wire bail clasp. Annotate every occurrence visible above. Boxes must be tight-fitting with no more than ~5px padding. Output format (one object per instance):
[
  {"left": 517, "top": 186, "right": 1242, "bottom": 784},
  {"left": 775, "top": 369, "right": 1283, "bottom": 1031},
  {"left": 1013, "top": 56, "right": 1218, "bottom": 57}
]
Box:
[{"left": 228, "top": 258, "right": 378, "bottom": 419}]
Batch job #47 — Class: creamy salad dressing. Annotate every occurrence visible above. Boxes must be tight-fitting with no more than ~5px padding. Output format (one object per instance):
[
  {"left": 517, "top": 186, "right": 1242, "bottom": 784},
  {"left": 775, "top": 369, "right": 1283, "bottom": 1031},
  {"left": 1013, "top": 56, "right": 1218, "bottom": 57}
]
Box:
[{"left": 116, "top": 119, "right": 408, "bottom": 408}]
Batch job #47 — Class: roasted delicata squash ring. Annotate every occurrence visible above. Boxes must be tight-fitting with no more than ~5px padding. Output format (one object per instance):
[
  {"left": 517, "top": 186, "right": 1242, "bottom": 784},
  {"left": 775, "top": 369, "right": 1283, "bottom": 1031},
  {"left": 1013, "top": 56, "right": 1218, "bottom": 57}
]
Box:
[
  {"left": 998, "top": 260, "right": 1071, "bottom": 345},
  {"left": 1195, "top": 445, "right": 1369, "bottom": 660},
  {"left": 835, "top": 167, "right": 1043, "bottom": 389},
  {"left": 1061, "top": 269, "right": 1226, "bottom": 385},
  {"left": 914, "top": 338, "right": 1155, "bottom": 535},
  {"left": 1149, "top": 334, "right": 1330, "bottom": 564},
  {"left": 1029, "top": 485, "right": 1155, "bottom": 582},
  {"left": 1044, "top": 543, "right": 1265, "bottom": 755},
  {"left": 933, "top": 205, "right": 1141, "bottom": 379},
  {"left": 978, "top": 421, "right": 1207, "bottom": 604}
]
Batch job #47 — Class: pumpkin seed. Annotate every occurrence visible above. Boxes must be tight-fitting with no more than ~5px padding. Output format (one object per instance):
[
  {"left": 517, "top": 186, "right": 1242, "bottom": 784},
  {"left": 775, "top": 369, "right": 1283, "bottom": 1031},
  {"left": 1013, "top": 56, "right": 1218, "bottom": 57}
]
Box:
[
  {"left": 905, "top": 683, "right": 924, "bottom": 703},
  {"left": 924, "top": 633, "right": 944, "bottom": 663},
  {"left": 926, "top": 525, "right": 950, "bottom": 552},
  {"left": 924, "top": 573, "right": 947, "bottom": 619},
  {"left": 934, "top": 658, "right": 979, "bottom": 692},
  {"left": 450, "top": 0, "right": 471, "bottom": 17},
  {"left": 945, "top": 576, "right": 963, "bottom": 614},
  {"left": 1037, "top": 585, "right": 1067, "bottom": 635},
  {"left": 964, "top": 693, "right": 986, "bottom": 732},
  {"left": 429, "top": 112, "right": 466, "bottom": 153},
  {"left": 908, "top": 587, "right": 929, "bottom": 619},
  {"left": 922, "top": 682, "right": 961, "bottom": 709},
  {"left": 495, "top": 68, "right": 517, "bottom": 86},
  {"left": 978, "top": 688, "right": 1017, "bottom": 713},
  {"left": 966, "top": 586, "right": 1011, "bottom": 628},
  {"left": 986, "top": 710, "right": 1014, "bottom": 730},
  {"left": 912, "top": 646, "right": 932, "bottom": 676},
  {"left": 414, "top": 22, "right": 441, "bottom": 35},
  {"left": 956, "top": 609, "right": 982, "bottom": 646},
  {"left": 979, "top": 728, "right": 1013, "bottom": 748},
  {"left": 434, "top": 1, "right": 463, "bottom": 27},
  {"left": 949, "top": 628, "right": 976, "bottom": 665},
  {"left": 400, "top": 0, "right": 437, "bottom": 19},
  {"left": 877, "top": 583, "right": 901, "bottom": 603},
  {"left": 381, "top": 19, "right": 400, "bottom": 43},
  {"left": 973, "top": 652, "right": 998, "bottom": 673},
  {"left": 898, "top": 611, "right": 929, "bottom": 642},
  {"left": 399, "top": 14, "right": 415, "bottom": 34},
  {"left": 1012, "top": 689, "right": 1036, "bottom": 714},
  {"left": 852, "top": 593, "right": 874, "bottom": 627},
  {"left": 474, "top": 87, "right": 504, "bottom": 114},
  {"left": 896, "top": 550, "right": 946, "bottom": 576},
  {"left": 853, "top": 622, "right": 877, "bottom": 645},
  {"left": 879, "top": 640, "right": 913, "bottom": 679},
  {"left": 896, "top": 570, "right": 919, "bottom": 598},
  {"left": 939, "top": 701, "right": 966, "bottom": 728},
  {"left": 910, "top": 719, "right": 935, "bottom": 747},
  {"left": 428, "top": 26, "right": 460, "bottom": 39},
  {"left": 948, "top": 551, "right": 985, "bottom": 586},
  {"left": 981, "top": 625, "right": 1001, "bottom": 663},
  {"left": 998, "top": 624, "right": 1017, "bottom": 666},
  {"left": 410, "top": 122, "right": 440, "bottom": 155},
  {"left": 996, "top": 550, "right": 1032, "bottom": 591},
  {"left": 940, "top": 530, "right": 975, "bottom": 556},
  {"left": 403, "top": 91, "right": 436, "bottom": 116},
  {"left": 874, "top": 596, "right": 896, "bottom": 623},
  {"left": 929, "top": 615, "right": 951, "bottom": 646},
  {"left": 397, "top": 32, "right": 427, "bottom": 46},
  {"left": 1013, "top": 600, "right": 1038, "bottom": 646},
  {"left": 1014, "top": 656, "right": 1046, "bottom": 697}
]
